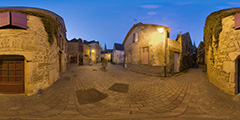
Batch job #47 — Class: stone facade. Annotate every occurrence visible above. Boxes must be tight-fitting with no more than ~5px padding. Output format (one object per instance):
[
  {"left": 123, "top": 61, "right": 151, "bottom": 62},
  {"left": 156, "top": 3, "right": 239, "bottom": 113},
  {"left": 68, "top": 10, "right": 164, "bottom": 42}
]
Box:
[
  {"left": 84, "top": 40, "right": 101, "bottom": 63},
  {"left": 80, "top": 43, "right": 90, "bottom": 65},
  {"left": 112, "top": 43, "right": 124, "bottom": 64},
  {"left": 67, "top": 40, "right": 79, "bottom": 64},
  {"left": 122, "top": 23, "right": 181, "bottom": 76},
  {"left": 197, "top": 41, "right": 205, "bottom": 66},
  {"left": 176, "top": 32, "right": 196, "bottom": 71},
  {"left": 204, "top": 8, "right": 240, "bottom": 95},
  {"left": 0, "top": 7, "right": 67, "bottom": 95},
  {"left": 67, "top": 38, "right": 90, "bottom": 65}
]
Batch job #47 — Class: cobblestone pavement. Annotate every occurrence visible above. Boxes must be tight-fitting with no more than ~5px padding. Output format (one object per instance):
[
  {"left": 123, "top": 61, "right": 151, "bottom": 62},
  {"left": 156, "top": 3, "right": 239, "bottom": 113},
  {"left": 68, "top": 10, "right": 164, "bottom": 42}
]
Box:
[{"left": 0, "top": 64, "right": 240, "bottom": 120}]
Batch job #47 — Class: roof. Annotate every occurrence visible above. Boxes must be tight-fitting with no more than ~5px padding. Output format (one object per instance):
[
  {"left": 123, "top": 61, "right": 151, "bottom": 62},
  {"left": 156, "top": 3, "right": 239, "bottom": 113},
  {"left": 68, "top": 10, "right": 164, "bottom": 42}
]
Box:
[
  {"left": 101, "top": 49, "right": 113, "bottom": 54},
  {"left": 122, "top": 23, "right": 170, "bottom": 45},
  {"left": 114, "top": 43, "right": 124, "bottom": 51},
  {"left": 69, "top": 38, "right": 78, "bottom": 42},
  {"left": 84, "top": 40, "right": 99, "bottom": 45}
]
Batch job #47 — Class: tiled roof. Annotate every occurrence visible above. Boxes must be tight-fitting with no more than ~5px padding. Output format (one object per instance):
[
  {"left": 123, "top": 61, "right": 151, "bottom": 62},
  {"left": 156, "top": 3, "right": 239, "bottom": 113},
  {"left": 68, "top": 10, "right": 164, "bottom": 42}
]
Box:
[{"left": 114, "top": 43, "right": 124, "bottom": 51}]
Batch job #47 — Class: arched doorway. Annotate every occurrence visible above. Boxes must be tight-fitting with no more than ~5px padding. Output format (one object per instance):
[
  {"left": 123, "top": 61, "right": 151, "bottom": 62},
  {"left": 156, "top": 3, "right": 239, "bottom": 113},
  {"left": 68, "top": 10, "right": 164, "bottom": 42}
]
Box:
[{"left": 0, "top": 55, "right": 24, "bottom": 94}]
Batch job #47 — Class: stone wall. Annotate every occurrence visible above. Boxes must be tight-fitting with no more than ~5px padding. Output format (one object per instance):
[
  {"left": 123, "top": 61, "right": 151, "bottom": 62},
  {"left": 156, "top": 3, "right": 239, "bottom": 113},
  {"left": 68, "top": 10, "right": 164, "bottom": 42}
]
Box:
[
  {"left": 123, "top": 24, "right": 180, "bottom": 76},
  {"left": 67, "top": 42, "right": 79, "bottom": 64},
  {"left": 0, "top": 14, "right": 67, "bottom": 95},
  {"left": 82, "top": 44, "right": 90, "bottom": 65},
  {"left": 112, "top": 50, "right": 124, "bottom": 64},
  {"left": 206, "top": 15, "right": 240, "bottom": 95}
]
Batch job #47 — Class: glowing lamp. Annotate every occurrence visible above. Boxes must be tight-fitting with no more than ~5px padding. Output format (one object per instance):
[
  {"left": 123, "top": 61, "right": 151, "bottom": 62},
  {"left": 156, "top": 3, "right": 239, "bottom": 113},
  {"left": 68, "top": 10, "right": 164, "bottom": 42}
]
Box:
[{"left": 158, "top": 28, "right": 164, "bottom": 33}]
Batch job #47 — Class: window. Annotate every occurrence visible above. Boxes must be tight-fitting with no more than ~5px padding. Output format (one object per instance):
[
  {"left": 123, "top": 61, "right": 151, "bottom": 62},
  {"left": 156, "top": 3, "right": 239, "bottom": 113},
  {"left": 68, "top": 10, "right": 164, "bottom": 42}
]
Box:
[
  {"left": 128, "top": 51, "right": 132, "bottom": 63},
  {"left": 0, "top": 11, "right": 27, "bottom": 29},
  {"left": 235, "top": 13, "right": 240, "bottom": 30},
  {"left": 133, "top": 32, "right": 139, "bottom": 43}
]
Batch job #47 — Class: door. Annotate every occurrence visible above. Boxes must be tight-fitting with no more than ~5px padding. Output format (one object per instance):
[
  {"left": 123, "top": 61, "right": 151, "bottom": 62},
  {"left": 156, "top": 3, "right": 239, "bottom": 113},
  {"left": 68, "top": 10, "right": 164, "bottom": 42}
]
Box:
[
  {"left": 142, "top": 47, "right": 149, "bottom": 64},
  {"left": 0, "top": 60, "right": 24, "bottom": 93},
  {"left": 174, "top": 54, "right": 179, "bottom": 73}
]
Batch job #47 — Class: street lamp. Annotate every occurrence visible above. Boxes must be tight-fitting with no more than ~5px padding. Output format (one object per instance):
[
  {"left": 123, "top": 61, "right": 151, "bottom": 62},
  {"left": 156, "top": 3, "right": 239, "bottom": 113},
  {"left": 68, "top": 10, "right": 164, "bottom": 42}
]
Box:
[
  {"left": 92, "top": 49, "right": 95, "bottom": 53},
  {"left": 158, "top": 28, "right": 167, "bottom": 77}
]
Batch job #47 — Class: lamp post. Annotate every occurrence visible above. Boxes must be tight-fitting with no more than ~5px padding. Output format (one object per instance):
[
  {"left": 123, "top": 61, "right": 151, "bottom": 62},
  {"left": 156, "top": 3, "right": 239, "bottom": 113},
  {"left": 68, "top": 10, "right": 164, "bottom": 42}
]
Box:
[{"left": 158, "top": 28, "right": 167, "bottom": 77}]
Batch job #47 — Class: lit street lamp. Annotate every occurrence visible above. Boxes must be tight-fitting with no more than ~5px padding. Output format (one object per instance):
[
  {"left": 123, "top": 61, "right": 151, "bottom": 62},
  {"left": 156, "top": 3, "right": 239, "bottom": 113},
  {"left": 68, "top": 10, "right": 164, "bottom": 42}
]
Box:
[{"left": 158, "top": 28, "right": 167, "bottom": 77}]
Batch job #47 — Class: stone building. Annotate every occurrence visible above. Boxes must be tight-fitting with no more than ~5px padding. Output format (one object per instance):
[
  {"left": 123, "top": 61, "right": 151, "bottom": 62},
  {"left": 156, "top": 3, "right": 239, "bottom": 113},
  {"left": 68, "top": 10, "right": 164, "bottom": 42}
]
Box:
[
  {"left": 0, "top": 7, "right": 67, "bottom": 95},
  {"left": 122, "top": 23, "right": 181, "bottom": 76},
  {"left": 176, "top": 32, "right": 196, "bottom": 71},
  {"left": 84, "top": 40, "right": 101, "bottom": 63},
  {"left": 67, "top": 38, "right": 80, "bottom": 64},
  {"left": 204, "top": 8, "right": 240, "bottom": 95},
  {"left": 196, "top": 41, "right": 205, "bottom": 66},
  {"left": 112, "top": 43, "right": 124, "bottom": 64},
  {"left": 79, "top": 43, "right": 90, "bottom": 65},
  {"left": 67, "top": 38, "right": 90, "bottom": 65},
  {"left": 101, "top": 49, "right": 113, "bottom": 62}
]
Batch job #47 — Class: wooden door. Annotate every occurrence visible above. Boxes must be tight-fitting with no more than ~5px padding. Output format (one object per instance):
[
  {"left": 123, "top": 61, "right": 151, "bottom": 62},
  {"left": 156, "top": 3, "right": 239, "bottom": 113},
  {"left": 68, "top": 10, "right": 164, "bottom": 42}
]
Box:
[
  {"left": 142, "top": 47, "right": 149, "bottom": 64},
  {"left": 0, "top": 60, "right": 24, "bottom": 93}
]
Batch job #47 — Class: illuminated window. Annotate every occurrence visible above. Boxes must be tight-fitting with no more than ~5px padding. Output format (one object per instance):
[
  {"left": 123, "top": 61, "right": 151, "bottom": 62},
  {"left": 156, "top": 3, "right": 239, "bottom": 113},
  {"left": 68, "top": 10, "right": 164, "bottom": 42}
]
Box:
[{"left": 0, "top": 11, "right": 27, "bottom": 29}]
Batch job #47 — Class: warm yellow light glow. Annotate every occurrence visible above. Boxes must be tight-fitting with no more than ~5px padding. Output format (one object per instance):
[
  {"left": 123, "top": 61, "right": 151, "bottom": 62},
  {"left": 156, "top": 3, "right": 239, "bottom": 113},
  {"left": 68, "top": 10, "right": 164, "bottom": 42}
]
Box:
[
  {"left": 92, "top": 50, "right": 95, "bottom": 53},
  {"left": 158, "top": 28, "right": 164, "bottom": 33}
]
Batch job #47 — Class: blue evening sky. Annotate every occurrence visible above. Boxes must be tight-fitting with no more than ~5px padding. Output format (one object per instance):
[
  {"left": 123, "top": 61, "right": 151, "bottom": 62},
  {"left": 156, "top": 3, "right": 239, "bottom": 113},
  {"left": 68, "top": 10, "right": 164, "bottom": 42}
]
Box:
[{"left": 1, "top": 0, "right": 240, "bottom": 49}]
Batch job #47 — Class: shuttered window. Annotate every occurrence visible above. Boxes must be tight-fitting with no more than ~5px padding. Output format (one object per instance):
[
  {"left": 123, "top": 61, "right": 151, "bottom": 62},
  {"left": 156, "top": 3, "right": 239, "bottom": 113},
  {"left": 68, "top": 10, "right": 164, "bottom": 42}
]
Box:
[
  {"left": 235, "top": 13, "right": 240, "bottom": 30},
  {"left": 0, "top": 11, "right": 10, "bottom": 27},
  {"left": 11, "top": 12, "right": 27, "bottom": 29},
  {"left": 0, "top": 11, "right": 27, "bottom": 29}
]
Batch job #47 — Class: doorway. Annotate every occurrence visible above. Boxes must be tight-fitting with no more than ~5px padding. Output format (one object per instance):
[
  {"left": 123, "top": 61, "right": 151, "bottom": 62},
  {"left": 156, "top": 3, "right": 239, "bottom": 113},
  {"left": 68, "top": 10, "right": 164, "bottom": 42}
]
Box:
[
  {"left": 142, "top": 47, "right": 149, "bottom": 64},
  {"left": 0, "top": 55, "right": 24, "bottom": 94}
]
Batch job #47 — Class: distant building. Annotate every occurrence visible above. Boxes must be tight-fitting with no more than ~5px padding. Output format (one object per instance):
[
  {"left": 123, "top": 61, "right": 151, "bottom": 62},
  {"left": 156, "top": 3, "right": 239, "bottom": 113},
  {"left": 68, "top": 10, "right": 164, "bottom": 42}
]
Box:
[
  {"left": 79, "top": 43, "right": 90, "bottom": 65},
  {"left": 67, "top": 38, "right": 80, "bottom": 64},
  {"left": 0, "top": 7, "right": 67, "bottom": 95},
  {"left": 67, "top": 38, "right": 90, "bottom": 65},
  {"left": 176, "top": 32, "right": 197, "bottom": 71},
  {"left": 122, "top": 23, "right": 181, "bottom": 76},
  {"left": 112, "top": 43, "right": 124, "bottom": 64},
  {"left": 196, "top": 41, "right": 205, "bottom": 66},
  {"left": 101, "top": 49, "right": 113, "bottom": 62},
  {"left": 84, "top": 40, "right": 101, "bottom": 63}
]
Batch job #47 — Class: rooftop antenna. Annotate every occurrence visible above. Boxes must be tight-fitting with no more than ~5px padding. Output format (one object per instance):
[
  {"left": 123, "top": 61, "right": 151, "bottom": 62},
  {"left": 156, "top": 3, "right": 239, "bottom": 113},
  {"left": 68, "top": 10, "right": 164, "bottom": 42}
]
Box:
[{"left": 134, "top": 19, "right": 138, "bottom": 24}]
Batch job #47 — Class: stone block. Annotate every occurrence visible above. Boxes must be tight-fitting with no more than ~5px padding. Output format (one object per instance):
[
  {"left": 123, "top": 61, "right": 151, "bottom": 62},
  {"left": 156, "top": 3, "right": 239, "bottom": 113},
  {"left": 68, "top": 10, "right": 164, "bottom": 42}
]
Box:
[
  {"left": 223, "top": 61, "right": 235, "bottom": 73},
  {"left": 229, "top": 52, "right": 240, "bottom": 61}
]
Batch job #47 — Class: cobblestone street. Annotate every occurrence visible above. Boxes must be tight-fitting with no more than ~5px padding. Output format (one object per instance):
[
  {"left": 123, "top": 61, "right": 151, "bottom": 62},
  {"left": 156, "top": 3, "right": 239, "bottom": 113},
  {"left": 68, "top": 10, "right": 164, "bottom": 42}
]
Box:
[{"left": 0, "top": 64, "right": 240, "bottom": 120}]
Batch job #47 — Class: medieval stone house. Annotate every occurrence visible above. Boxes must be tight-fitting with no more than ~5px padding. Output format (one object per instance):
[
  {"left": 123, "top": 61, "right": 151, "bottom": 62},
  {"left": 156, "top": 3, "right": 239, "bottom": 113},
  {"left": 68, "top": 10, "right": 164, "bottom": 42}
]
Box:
[
  {"left": 84, "top": 40, "right": 101, "bottom": 63},
  {"left": 176, "top": 32, "right": 197, "bottom": 71},
  {"left": 67, "top": 38, "right": 90, "bottom": 65},
  {"left": 112, "top": 43, "right": 124, "bottom": 64},
  {"left": 123, "top": 23, "right": 181, "bottom": 76},
  {"left": 204, "top": 8, "right": 240, "bottom": 95},
  {"left": 0, "top": 7, "right": 67, "bottom": 95}
]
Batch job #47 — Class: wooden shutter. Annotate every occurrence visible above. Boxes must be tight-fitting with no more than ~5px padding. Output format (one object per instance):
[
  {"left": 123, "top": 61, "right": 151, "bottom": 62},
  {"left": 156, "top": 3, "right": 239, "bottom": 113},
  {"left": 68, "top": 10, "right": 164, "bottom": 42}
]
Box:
[
  {"left": 235, "top": 13, "right": 240, "bottom": 30},
  {"left": 11, "top": 12, "right": 27, "bottom": 29},
  {"left": 0, "top": 11, "right": 10, "bottom": 27}
]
